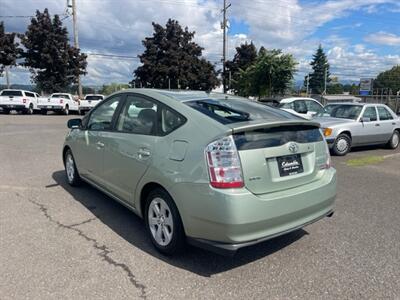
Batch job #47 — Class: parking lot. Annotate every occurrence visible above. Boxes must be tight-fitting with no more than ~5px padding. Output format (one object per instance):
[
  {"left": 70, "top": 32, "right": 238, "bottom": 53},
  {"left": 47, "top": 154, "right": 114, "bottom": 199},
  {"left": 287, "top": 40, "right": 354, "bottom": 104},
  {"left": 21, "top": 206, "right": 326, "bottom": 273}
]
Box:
[{"left": 1, "top": 114, "right": 399, "bottom": 299}]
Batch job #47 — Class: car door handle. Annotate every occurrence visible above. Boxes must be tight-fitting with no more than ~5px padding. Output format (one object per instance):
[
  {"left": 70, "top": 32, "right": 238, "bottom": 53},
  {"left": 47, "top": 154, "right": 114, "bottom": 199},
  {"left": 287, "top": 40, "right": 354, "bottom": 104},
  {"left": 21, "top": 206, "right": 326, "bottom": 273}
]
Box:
[
  {"left": 375, "top": 124, "right": 380, "bottom": 126},
  {"left": 96, "top": 141, "right": 105, "bottom": 149},
  {"left": 137, "top": 148, "right": 151, "bottom": 159},
  {"left": 392, "top": 122, "right": 396, "bottom": 125}
]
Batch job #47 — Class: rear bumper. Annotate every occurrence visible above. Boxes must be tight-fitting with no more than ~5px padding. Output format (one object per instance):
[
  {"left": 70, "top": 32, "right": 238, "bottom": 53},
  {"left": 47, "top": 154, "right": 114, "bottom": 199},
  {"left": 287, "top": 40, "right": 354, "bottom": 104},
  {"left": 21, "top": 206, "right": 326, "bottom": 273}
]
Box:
[
  {"left": 79, "top": 107, "right": 92, "bottom": 111},
  {"left": 38, "top": 105, "right": 63, "bottom": 111},
  {"left": 0, "top": 104, "right": 26, "bottom": 110},
  {"left": 170, "top": 168, "right": 337, "bottom": 254}
]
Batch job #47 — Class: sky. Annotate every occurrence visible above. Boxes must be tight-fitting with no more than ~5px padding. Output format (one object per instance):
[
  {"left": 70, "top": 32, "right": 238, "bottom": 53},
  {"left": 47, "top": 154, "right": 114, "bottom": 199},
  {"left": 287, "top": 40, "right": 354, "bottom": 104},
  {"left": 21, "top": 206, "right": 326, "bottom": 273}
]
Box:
[{"left": 1, "top": 0, "right": 400, "bottom": 87}]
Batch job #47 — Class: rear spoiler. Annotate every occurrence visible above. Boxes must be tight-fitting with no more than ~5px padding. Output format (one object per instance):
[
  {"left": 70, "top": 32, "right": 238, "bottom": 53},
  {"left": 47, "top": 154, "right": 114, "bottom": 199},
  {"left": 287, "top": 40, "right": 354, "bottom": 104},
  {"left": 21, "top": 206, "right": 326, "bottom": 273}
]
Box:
[{"left": 227, "top": 120, "right": 321, "bottom": 134}]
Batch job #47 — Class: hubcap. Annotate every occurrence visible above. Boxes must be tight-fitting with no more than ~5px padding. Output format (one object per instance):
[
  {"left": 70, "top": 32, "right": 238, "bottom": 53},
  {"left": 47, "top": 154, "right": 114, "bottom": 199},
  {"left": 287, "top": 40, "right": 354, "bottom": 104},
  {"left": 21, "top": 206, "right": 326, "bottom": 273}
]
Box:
[
  {"left": 336, "top": 138, "right": 348, "bottom": 153},
  {"left": 392, "top": 133, "right": 399, "bottom": 147},
  {"left": 65, "top": 154, "right": 75, "bottom": 182},
  {"left": 148, "top": 198, "right": 173, "bottom": 246}
]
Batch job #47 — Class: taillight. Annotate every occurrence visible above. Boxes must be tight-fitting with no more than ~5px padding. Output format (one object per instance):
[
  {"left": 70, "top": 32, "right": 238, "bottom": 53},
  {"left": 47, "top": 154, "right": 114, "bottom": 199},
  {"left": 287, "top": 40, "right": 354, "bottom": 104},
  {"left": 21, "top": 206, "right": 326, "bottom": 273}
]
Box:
[
  {"left": 23, "top": 99, "right": 27, "bottom": 103},
  {"left": 320, "top": 139, "right": 332, "bottom": 170},
  {"left": 60, "top": 99, "right": 63, "bottom": 104},
  {"left": 205, "top": 135, "right": 244, "bottom": 188}
]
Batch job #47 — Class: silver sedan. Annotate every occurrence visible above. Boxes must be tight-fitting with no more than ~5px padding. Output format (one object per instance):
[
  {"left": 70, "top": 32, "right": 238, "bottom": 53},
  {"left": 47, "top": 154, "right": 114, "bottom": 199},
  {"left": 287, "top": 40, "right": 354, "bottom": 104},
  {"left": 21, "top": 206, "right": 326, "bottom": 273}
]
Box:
[{"left": 315, "top": 103, "right": 400, "bottom": 155}]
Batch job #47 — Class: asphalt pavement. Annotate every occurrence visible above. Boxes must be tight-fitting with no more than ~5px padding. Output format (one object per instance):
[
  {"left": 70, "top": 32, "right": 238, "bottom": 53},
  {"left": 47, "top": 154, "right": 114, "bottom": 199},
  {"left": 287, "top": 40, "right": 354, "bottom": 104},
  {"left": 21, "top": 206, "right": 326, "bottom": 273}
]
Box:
[{"left": 1, "top": 114, "right": 399, "bottom": 299}]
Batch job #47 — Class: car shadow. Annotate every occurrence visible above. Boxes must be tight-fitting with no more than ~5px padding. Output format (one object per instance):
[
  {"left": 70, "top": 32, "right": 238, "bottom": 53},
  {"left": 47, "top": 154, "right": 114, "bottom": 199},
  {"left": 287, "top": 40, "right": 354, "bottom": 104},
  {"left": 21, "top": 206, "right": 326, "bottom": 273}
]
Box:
[{"left": 52, "top": 170, "right": 308, "bottom": 277}]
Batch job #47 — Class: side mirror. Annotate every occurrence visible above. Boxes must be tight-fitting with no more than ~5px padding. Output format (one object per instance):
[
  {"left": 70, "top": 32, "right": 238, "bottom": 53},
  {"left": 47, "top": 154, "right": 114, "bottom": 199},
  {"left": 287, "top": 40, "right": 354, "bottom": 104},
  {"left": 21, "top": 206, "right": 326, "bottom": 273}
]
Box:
[
  {"left": 360, "top": 117, "right": 371, "bottom": 123},
  {"left": 67, "top": 118, "right": 82, "bottom": 129}
]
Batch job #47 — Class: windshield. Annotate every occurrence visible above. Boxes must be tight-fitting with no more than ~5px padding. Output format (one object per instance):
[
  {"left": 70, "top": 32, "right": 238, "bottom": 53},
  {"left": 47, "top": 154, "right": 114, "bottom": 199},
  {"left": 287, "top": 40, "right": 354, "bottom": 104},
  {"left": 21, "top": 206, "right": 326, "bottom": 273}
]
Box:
[
  {"left": 52, "top": 94, "right": 69, "bottom": 99},
  {"left": 1, "top": 90, "right": 23, "bottom": 96},
  {"left": 329, "top": 105, "right": 363, "bottom": 120},
  {"left": 184, "top": 98, "right": 299, "bottom": 124},
  {"left": 85, "top": 95, "right": 103, "bottom": 101}
]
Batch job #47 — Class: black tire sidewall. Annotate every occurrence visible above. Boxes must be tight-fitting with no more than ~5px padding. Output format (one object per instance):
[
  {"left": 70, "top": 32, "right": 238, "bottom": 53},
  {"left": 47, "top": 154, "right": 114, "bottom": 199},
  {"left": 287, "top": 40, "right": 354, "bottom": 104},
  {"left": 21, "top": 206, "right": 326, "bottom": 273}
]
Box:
[
  {"left": 333, "top": 134, "right": 351, "bottom": 156},
  {"left": 144, "top": 188, "right": 185, "bottom": 255}
]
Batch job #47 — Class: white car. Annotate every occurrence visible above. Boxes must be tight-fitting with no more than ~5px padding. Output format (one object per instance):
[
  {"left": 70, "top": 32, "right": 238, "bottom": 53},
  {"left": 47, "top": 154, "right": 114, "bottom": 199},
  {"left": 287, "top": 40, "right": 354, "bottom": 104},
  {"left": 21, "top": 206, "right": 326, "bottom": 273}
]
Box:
[
  {"left": 38, "top": 93, "right": 79, "bottom": 115},
  {"left": 0, "top": 89, "right": 40, "bottom": 114},
  {"left": 78, "top": 94, "right": 105, "bottom": 115},
  {"left": 279, "top": 97, "right": 325, "bottom": 119}
]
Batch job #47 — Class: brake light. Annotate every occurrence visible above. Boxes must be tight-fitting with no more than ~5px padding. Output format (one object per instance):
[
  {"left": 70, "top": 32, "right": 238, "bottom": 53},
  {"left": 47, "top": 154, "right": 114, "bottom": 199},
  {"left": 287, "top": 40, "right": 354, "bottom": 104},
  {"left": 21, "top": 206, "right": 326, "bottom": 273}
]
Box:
[
  {"left": 320, "top": 140, "right": 332, "bottom": 169},
  {"left": 60, "top": 99, "right": 63, "bottom": 104},
  {"left": 205, "top": 135, "right": 244, "bottom": 188},
  {"left": 23, "top": 99, "right": 27, "bottom": 104}
]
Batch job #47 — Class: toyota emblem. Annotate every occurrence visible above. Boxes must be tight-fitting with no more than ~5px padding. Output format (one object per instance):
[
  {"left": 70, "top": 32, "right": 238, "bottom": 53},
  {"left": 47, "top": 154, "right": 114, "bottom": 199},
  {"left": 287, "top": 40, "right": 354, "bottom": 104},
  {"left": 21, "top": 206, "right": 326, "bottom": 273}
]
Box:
[{"left": 288, "top": 142, "right": 299, "bottom": 153}]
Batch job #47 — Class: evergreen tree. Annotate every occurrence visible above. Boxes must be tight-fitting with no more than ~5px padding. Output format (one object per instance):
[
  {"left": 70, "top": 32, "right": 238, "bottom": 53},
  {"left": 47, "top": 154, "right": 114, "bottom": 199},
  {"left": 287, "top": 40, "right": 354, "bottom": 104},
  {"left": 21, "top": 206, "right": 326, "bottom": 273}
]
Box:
[
  {"left": 308, "top": 45, "right": 330, "bottom": 94},
  {"left": 225, "top": 42, "right": 257, "bottom": 94},
  {"left": 20, "top": 9, "right": 87, "bottom": 93},
  {"left": 132, "top": 19, "right": 219, "bottom": 90},
  {"left": 374, "top": 65, "right": 400, "bottom": 93},
  {"left": 0, "top": 21, "right": 21, "bottom": 75}
]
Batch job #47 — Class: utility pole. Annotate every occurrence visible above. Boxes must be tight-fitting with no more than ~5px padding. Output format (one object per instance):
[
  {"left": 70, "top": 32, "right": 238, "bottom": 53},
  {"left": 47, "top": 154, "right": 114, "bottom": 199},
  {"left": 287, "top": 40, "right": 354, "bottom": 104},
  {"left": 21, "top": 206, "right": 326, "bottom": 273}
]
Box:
[
  {"left": 221, "top": 0, "right": 231, "bottom": 94},
  {"left": 71, "top": 0, "right": 82, "bottom": 98},
  {"left": 5, "top": 66, "right": 10, "bottom": 88}
]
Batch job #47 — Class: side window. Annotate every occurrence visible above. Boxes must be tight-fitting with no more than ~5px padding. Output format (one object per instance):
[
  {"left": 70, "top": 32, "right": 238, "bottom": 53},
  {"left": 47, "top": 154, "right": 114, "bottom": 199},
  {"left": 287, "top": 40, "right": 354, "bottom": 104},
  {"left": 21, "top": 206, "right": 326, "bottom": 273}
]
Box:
[
  {"left": 306, "top": 100, "right": 323, "bottom": 113},
  {"left": 160, "top": 106, "right": 186, "bottom": 135},
  {"left": 116, "top": 95, "right": 158, "bottom": 135},
  {"left": 294, "top": 100, "right": 307, "bottom": 114},
  {"left": 25, "top": 92, "right": 35, "bottom": 97},
  {"left": 377, "top": 107, "right": 393, "bottom": 121},
  {"left": 362, "top": 107, "right": 377, "bottom": 121},
  {"left": 87, "top": 95, "right": 122, "bottom": 131}
]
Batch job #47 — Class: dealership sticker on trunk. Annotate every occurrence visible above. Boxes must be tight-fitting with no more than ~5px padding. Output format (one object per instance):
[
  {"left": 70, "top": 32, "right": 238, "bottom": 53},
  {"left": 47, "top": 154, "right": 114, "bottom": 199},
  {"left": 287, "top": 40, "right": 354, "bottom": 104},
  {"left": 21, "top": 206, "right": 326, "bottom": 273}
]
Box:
[{"left": 276, "top": 154, "right": 304, "bottom": 177}]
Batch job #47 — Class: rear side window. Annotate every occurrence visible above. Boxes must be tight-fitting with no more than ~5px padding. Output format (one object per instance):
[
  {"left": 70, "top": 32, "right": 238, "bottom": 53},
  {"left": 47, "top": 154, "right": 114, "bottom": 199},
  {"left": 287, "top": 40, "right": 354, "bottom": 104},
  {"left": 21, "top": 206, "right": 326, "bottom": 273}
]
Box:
[
  {"left": 362, "top": 107, "right": 377, "bottom": 121},
  {"left": 1, "top": 90, "right": 23, "bottom": 96},
  {"left": 377, "top": 107, "right": 393, "bottom": 120},
  {"left": 25, "top": 92, "right": 35, "bottom": 97},
  {"left": 160, "top": 107, "right": 186, "bottom": 135},
  {"left": 185, "top": 98, "right": 297, "bottom": 124},
  {"left": 233, "top": 125, "right": 323, "bottom": 150}
]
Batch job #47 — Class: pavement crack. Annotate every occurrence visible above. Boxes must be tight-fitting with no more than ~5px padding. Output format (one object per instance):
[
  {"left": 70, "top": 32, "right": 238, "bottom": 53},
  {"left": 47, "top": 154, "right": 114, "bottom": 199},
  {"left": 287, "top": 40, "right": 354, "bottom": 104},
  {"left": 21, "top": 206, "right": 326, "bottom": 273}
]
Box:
[
  {"left": 68, "top": 217, "right": 97, "bottom": 228},
  {"left": 26, "top": 197, "right": 147, "bottom": 299}
]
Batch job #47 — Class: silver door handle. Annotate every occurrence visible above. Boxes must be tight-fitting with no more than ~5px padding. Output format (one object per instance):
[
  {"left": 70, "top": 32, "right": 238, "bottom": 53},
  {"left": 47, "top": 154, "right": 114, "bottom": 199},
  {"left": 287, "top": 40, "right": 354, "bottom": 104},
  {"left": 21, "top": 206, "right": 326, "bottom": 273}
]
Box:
[
  {"left": 96, "top": 141, "right": 105, "bottom": 148},
  {"left": 137, "top": 148, "right": 151, "bottom": 158}
]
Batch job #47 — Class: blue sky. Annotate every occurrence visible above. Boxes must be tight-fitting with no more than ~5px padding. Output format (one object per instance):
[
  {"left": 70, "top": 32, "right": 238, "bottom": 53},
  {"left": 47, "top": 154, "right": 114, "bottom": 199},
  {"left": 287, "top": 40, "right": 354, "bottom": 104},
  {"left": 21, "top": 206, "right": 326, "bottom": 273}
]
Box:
[{"left": 1, "top": 0, "right": 399, "bottom": 86}]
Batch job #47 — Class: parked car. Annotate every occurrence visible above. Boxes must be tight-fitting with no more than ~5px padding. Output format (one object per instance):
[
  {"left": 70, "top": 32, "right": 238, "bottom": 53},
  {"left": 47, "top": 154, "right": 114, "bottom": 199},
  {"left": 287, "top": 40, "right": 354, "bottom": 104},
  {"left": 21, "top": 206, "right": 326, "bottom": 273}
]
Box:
[
  {"left": 279, "top": 97, "right": 325, "bottom": 119},
  {"left": 78, "top": 94, "right": 105, "bottom": 115},
  {"left": 0, "top": 89, "right": 39, "bottom": 114},
  {"left": 315, "top": 103, "right": 400, "bottom": 156},
  {"left": 38, "top": 93, "right": 78, "bottom": 115},
  {"left": 63, "top": 89, "right": 336, "bottom": 256}
]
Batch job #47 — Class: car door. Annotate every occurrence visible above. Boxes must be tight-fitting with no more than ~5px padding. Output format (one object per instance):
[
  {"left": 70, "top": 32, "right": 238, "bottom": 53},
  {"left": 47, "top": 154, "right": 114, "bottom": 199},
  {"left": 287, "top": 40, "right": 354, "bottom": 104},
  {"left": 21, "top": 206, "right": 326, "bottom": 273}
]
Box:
[
  {"left": 101, "top": 94, "right": 159, "bottom": 203},
  {"left": 377, "top": 106, "right": 396, "bottom": 142},
  {"left": 357, "top": 106, "right": 380, "bottom": 144},
  {"left": 73, "top": 94, "right": 124, "bottom": 186}
]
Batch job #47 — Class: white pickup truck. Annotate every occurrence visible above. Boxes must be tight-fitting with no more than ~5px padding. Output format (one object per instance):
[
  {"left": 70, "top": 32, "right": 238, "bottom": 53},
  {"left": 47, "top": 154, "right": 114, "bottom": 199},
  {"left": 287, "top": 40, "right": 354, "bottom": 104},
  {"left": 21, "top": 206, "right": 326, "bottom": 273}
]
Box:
[
  {"left": 38, "top": 93, "right": 79, "bottom": 115},
  {"left": 78, "top": 94, "right": 105, "bottom": 115},
  {"left": 0, "top": 89, "right": 42, "bottom": 114}
]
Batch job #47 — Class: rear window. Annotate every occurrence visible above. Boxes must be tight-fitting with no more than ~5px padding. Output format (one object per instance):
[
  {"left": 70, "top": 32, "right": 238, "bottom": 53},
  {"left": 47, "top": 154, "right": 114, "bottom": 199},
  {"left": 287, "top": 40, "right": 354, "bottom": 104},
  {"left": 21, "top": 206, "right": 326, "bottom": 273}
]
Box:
[
  {"left": 1, "top": 90, "right": 23, "bottom": 96},
  {"left": 185, "top": 98, "right": 298, "bottom": 124},
  {"left": 85, "top": 95, "right": 103, "bottom": 101},
  {"left": 233, "top": 125, "right": 323, "bottom": 150},
  {"left": 52, "top": 94, "right": 69, "bottom": 99}
]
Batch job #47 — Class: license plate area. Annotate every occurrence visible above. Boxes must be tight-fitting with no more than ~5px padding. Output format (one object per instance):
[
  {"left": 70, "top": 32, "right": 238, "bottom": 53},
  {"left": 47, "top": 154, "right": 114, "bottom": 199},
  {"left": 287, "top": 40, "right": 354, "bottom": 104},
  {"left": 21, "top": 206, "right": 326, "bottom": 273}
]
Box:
[{"left": 276, "top": 154, "right": 304, "bottom": 177}]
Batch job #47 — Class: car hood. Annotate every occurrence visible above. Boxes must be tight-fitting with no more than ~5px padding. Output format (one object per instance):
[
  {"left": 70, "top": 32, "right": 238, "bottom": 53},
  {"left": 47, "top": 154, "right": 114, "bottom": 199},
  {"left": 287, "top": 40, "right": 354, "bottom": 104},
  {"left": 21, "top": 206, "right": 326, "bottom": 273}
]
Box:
[{"left": 314, "top": 117, "right": 355, "bottom": 128}]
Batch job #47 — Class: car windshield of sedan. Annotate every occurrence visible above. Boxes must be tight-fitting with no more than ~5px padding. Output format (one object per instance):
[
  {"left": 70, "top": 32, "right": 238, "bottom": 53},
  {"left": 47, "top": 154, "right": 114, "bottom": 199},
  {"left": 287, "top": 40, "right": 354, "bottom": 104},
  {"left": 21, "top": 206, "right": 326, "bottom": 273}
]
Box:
[{"left": 329, "top": 105, "right": 363, "bottom": 120}]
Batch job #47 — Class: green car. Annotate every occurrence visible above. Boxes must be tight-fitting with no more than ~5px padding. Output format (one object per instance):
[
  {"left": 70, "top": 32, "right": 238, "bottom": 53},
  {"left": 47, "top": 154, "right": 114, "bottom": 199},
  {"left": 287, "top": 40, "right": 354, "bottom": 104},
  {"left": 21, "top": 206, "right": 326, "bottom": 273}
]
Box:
[{"left": 63, "top": 89, "right": 336, "bottom": 256}]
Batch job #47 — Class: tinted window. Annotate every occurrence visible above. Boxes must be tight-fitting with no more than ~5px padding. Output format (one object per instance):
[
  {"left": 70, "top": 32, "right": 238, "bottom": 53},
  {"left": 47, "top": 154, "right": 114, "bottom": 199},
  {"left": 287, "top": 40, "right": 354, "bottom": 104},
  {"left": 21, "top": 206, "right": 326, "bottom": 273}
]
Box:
[
  {"left": 185, "top": 98, "right": 297, "bottom": 124},
  {"left": 116, "top": 95, "right": 157, "bottom": 135},
  {"left": 377, "top": 107, "right": 393, "bottom": 120},
  {"left": 294, "top": 100, "right": 308, "bottom": 113},
  {"left": 1, "top": 90, "right": 23, "bottom": 96},
  {"left": 306, "top": 100, "right": 323, "bottom": 113},
  {"left": 362, "top": 107, "right": 377, "bottom": 121},
  {"left": 52, "top": 94, "right": 70, "bottom": 99},
  {"left": 233, "top": 125, "right": 323, "bottom": 150},
  {"left": 85, "top": 95, "right": 103, "bottom": 101},
  {"left": 88, "top": 96, "right": 121, "bottom": 130},
  {"left": 160, "top": 106, "right": 186, "bottom": 135},
  {"left": 25, "top": 92, "right": 35, "bottom": 97},
  {"left": 279, "top": 102, "right": 294, "bottom": 109},
  {"left": 330, "top": 105, "right": 362, "bottom": 120}
]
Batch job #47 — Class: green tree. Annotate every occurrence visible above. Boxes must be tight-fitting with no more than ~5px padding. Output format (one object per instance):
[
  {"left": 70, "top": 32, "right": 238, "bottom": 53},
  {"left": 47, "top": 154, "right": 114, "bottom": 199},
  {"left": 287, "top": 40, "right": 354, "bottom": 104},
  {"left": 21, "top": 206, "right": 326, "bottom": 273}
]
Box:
[
  {"left": 20, "top": 9, "right": 87, "bottom": 93},
  {"left": 225, "top": 42, "right": 257, "bottom": 94},
  {"left": 0, "top": 21, "right": 21, "bottom": 75},
  {"left": 236, "top": 49, "right": 297, "bottom": 98},
  {"left": 132, "top": 19, "right": 219, "bottom": 90},
  {"left": 326, "top": 83, "right": 343, "bottom": 94},
  {"left": 98, "top": 83, "right": 130, "bottom": 95},
  {"left": 373, "top": 65, "right": 400, "bottom": 93},
  {"left": 308, "top": 45, "right": 330, "bottom": 94}
]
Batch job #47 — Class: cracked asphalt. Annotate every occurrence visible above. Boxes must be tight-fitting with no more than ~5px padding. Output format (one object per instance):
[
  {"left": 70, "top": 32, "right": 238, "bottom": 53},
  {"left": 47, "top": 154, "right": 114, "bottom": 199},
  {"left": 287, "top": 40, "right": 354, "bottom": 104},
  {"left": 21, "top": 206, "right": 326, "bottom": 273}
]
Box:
[{"left": 1, "top": 114, "right": 400, "bottom": 300}]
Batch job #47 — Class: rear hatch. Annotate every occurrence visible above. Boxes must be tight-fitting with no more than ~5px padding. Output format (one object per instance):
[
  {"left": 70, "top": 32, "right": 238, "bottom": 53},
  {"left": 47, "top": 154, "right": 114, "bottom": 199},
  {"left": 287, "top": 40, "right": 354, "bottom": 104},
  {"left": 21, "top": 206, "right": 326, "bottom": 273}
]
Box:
[
  {"left": 229, "top": 121, "right": 327, "bottom": 194},
  {"left": 0, "top": 90, "right": 24, "bottom": 105}
]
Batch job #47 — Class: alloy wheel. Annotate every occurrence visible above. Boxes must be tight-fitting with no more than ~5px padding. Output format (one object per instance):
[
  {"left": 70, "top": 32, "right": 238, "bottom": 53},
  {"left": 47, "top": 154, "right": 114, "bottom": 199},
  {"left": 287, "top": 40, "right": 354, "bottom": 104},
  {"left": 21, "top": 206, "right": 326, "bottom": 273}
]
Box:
[{"left": 147, "top": 197, "right": 174, "bottom": 246}]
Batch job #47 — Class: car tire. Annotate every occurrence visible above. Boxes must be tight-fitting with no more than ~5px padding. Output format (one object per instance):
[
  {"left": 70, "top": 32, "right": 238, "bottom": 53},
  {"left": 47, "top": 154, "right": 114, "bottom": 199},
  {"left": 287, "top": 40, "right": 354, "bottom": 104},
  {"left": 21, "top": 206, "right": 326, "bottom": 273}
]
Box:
[
  {"left": 41, "top": 110, "right": 47, "bottom": 115},
  {"left": 26, "top": 104, "right": 34, "bottom": 115},
  {"left": 64, "top": 106, "right": 69, "bottom": 115},
  {"left": 332, "top": 133, "right": 351, "bottom": 156},
  {"left": 64, "top": 149, "right": 81, "bottom": 186},
  {"left": 387, "top": 130, "right": 400, "bottom": 149},
  {"left": 145, "top": 188, "right": 186, "bottom": 255},
  {"left": 79, "top": 110, "right": 85, "bottom": 116},
  {"left": 3, "top": 109, "right": 10, "bottom": 114}
]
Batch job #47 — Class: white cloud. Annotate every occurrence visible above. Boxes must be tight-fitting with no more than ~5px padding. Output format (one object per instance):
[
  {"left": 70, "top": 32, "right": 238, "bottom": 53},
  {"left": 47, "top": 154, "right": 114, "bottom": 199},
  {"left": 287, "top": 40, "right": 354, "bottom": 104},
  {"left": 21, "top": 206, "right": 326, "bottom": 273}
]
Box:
[{"left": 365, "top": 31, "right": 400, "bottom": 46}]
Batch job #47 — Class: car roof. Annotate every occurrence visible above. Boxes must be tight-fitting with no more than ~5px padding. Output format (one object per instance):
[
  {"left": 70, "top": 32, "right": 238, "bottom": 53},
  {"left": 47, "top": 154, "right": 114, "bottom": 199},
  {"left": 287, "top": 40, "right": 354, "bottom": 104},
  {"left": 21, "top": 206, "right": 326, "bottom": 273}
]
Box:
[
  {"left": 279, "top": 97, "right": 319, "bottom": 103},
  {"left": 325, "top": 102, "right": 365, "bottom": 106}
]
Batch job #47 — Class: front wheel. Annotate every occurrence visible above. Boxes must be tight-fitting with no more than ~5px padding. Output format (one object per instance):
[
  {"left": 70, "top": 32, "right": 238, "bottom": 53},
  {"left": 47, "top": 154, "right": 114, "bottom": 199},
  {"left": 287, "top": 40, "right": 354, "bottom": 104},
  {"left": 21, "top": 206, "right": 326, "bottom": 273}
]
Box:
[
  {"left": 332, "top": 133, "right": 351, "bottom": 156},
  {"left": 64, "top": 149, "right": 81, "bottom": 186},
  {"left": 145, "top": 188, "right": 186, "bottom": 255},
  {"left": 387, "top": 130, "right": 400, "bottom": 149}
]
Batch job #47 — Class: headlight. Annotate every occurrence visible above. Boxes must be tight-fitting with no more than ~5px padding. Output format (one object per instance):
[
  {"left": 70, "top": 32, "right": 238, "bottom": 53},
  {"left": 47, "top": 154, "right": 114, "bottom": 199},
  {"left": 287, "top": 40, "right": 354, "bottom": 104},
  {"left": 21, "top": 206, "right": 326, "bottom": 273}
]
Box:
[{"left": 323, "top": 128, "right": 333, "bottom": 137}]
